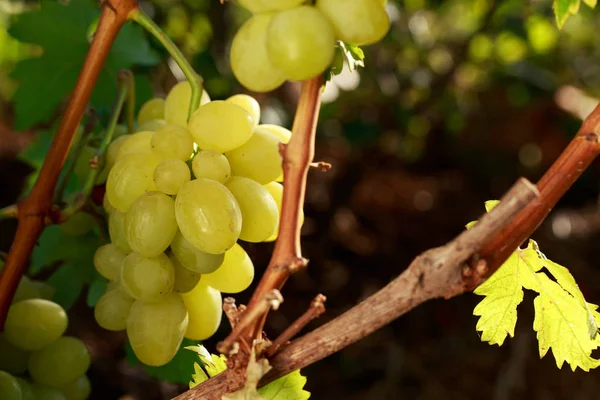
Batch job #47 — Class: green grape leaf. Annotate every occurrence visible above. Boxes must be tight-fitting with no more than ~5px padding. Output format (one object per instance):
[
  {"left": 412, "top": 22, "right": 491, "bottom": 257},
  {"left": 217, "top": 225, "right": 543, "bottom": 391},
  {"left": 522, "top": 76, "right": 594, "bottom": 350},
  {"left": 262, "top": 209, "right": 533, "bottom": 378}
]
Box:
[
  {"left": 186, "top": 344, "right": 228, "bottom": 388},
  {"left": 553, "top": 0, "right": 597, "bottom": 28},
  {"left": 86, "top": 273, "right": 107, "bottom": 307},
  {"left": 125, "top": 339, "right": 200, "bottom": 385},
  {"left": 325, "top": 41, "right": 365, "bottom": 83},
  {"left": 257, "top": 370, "right": 310, "bottom": 400},
  {"left": 9, "top": 0, "right": 158, "bottom": 130}
]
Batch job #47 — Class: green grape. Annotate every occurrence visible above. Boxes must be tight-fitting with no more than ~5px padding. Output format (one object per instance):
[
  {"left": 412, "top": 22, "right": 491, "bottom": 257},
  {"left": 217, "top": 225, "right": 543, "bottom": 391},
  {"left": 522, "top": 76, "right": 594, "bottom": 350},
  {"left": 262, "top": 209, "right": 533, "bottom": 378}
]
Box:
[
  {"left": 175, "top": 179, "right": 242, "bottom": 254},
  {"left": 0, "top": 371, "right": 22, "bottom": 400},
  {"left": 224, "top": 127, "right": 283, "bottom": 184},
  {"left": 4, "top": 299, "right": 68, "bottom": 351},
  {"left": 188, "top": 101, "right": 254, "bottom": 153},
  {"left": 170, "top": 231, "right": 224, "bottom": 274},
  {"left": 154, "top": 158, "right": 191, "bottom": 195},
  {"left": 191, "top": 150, "right": 231, "bottom": 183},
  {"left": 94, "top": 243, "right": 127, "bottom": 281},
  {"left": 230, "top": 14, "right": 286, "bottom": 92},
  {"left": 266, "top": 6, "right": 336, "bottom": 81},
  {"left": 13, "top": 276, "right": 54, "bottom": 303},
  {"left": 73, "top": 144, "right": 107, "bottom": 185},
  {"left": 28, "top": 337, "right": 91, "bottom": 388},
  {"left": 226, "top": 94, "right": 260, "bottom": 127},
  {"left": 16, "top": 377, "right": 35, "bottom": 400},
  {"left": 181, "top": 281, "right": 222, "bottom": 340},
  {"left": 106, "top": 153, "right": 158, "bottom": 213},
  {"left": 120, "top": 252, "right": 174, "bottom": 302},
  {"left": 125, "top": 192, "right": 178, "bottom": 257},
  {"left": 108, "top": 211, "right": 132, "bottom": 253},
  {"left": 316, "top": 0, "right": 390, "bottom": 45},
  {"left": 258, "top": 124, "right": 291, "bottom": 143},
  {"left": 0, "top": 334, "right": 30, "bottom": 374},
  {"left": 59, "top": 375, "right": 91, "bottom": 400},
  {"left": 263, "top": 181, "right": 305, "bottom": 242},
  {"left": 106, "top": 134, "right": 130, "bottom": 171},
  {"left": 151, "top": 124, "right": 195, "bottom": 161},
  {"left": 203, "top": 244, "right": 254, "bottom": 293},
  {"left": 59, "top": 212, "right": 96, "bottom": 236},
  {"left": 137, "top": 119, "right": 167, "bottom": 132},
  {"left": 170, "top": 253, "right": 201, "bottom": 293},
  {"left": 225, "top": 177, "right": 278, "bottom": 242},
  {"left": 238, "top": 0, "right": 304, "bottom": 13},
  {"left": 164, "top": 81, "right": 211, "bottom": 127},
  {"left": 115, "top": 131, "right": 154, "bottom": 161},
  {"left": 94, "top": 285, "right": 134, "bottom": 331},
  {"left": 127, "top": 294, "right": 188, "bottom": 366},
  {"left": 138, "top": 98, "right": 165, "bottom": 125},
  {"left": 31, "top": 384, "right": 66, "bottom": 400},
  {"left": 103, "top": 194, "right": 115, "bottom": 214}
]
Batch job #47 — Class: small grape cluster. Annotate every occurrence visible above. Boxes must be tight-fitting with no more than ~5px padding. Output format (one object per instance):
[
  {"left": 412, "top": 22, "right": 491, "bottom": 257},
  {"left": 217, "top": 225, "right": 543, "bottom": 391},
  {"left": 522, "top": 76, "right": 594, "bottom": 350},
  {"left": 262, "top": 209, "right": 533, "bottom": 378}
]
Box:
[
  {"left": 231, "top": 0, "right": 390, "bottom": 92},
  {"left": 94, "top": 81, "right": 301, "bottom": 367},
  {"left": 0, "top": 277, "right": 91, "bottom": 400}
]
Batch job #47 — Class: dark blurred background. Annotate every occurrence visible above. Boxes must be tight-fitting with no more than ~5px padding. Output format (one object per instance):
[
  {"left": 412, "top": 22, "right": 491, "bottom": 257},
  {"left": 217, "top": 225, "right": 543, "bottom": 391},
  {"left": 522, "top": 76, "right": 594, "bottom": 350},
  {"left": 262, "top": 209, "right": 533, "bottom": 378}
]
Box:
[{"left": 2, "top": 0, "right": 600, "bottom": 399}]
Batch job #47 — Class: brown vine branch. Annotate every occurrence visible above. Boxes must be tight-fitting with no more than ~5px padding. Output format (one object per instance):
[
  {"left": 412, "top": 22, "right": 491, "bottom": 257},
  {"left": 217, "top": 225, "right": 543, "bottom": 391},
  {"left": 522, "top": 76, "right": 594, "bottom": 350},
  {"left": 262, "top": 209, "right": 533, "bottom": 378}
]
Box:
[{"left": 0, "top": 0, "right": 139, "bottom": 329}]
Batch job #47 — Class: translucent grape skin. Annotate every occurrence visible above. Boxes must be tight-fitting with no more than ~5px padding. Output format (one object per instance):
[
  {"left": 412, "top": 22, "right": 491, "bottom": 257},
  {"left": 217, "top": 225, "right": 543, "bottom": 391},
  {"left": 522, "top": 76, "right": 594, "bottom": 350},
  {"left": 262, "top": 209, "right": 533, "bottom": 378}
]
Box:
[
  {"left": 120, "top": 252, "right": 174, "bottom": 302},
  {"left": 137, "top": 119, "right": 167, "bottom": 133},
  {"left": 0, "top": 371, "right": 22, "bottom": 400},
  {"left": 108, "top": 211, "right": 133, "bottom": 253},
  {"left": 138, "top": 98, "right": 165, "bottom": 125},
  {"left": 127, "top": 294, "right": 188, "bottom": 366},
  {"left": 106, "top": 134, "right": 130, "bottom": 171},
  {"left": 175, "top": 179, "right": 242, "bottom": 254},
  {"left": 164, "top": 81, "right": 211, "bottom": 128},
  {"left": 15, "top": 377, "right": 35, "bottom": 400},
  {"left": 191, "top": 150, "right": 231, "bottom": 183},
  {"left": 188, "top": 101, "right": 254, "bottom": 153},
  {"left": 225, "top": 127, "right": 283, "bottom": 184},
  {"left": 181, "top": 281, "right": 222, "bottom": 340},
  {"left": 170, "top": 231, "right": 224, "bottom": 274},
  {"left": 115, "top": 131, "right": 154, "bottom": 161},
  {"left": 0, "top": 335, "right": 30, "bottom": 374},
  {"left": 266, "top": 6, "right": 336, "bottom": 81},
  {"left": 170, "top": 253, "right": 201, "bottom": 293},
  {"left": 230, "top": 14, "right": 286, "bottom": 92},
  {"left": 203, "top": 244, "right": 254, "bottom": 293},
  {"left": 316, "top": 0, "right": 390, "bottom": 45},
  {"left": 151, "top": 124, "right": 194, "bottom": 161},
  {"left": 59, "top": 375, "right": 91, "bottom": 400},
  {"left": 94, "top": 286, "right": 135, "bottom": 331},
  {"left": 125, "top": 191, "right": 178, "bottom": 257},
  {"left": 226, "top": 94, "right": 260, "bottom": 127},
  {"left": 225, "top": 177, "right": 279, "bottom": 243},
  {"left": 258, "top": 124, "right": 291, "bottom": 144},
  {"left": 238, "top": 0, "right": 305, "bottom": 13},
  {"left": 94, "top": 243, "right": 127, "bottom": 281},
  {"left": 28, "top": 337, "right": 91, "bottom": 388},
  {"left": 154, "top": 158, "right": 191, "bottom": 195},
  {"left": 106, "top": 153, "right": 158, "bottom": 213},
  {"left": 31, "top": 383, "right": 66, "bottom": 400},
  {"left": 4, "top": 299, "right": 68, "bottom": 351}
]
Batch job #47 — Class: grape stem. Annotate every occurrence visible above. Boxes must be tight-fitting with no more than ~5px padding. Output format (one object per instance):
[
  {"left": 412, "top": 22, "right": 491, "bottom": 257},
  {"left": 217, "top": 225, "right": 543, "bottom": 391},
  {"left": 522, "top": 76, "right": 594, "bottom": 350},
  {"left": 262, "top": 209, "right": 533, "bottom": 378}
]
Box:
[
  {"left": 128, "top": 8, "right": 203, "bottom": 122},
  {"left": 0, "top": 0, "right": 138, "bottom": 329},
  {"left": 61, "top": 70, "right": 134, "bottom": 220},
  {"left": 0, "top": 205, "right": 18, "bottom": 220}
]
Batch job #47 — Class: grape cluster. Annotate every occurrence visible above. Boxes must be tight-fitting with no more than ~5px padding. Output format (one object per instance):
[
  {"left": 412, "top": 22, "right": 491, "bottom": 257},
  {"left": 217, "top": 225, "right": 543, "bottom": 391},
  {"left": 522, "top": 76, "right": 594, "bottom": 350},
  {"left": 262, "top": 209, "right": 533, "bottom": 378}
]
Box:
[
  {"left": 0, "top": 277, "right": 91, "bottom": 400},
  {"left": 96, "top": 81, "right": 300, "bottom": 367},
  {"left": 231, "top": 0, "right": 390, "bottom": 91}
]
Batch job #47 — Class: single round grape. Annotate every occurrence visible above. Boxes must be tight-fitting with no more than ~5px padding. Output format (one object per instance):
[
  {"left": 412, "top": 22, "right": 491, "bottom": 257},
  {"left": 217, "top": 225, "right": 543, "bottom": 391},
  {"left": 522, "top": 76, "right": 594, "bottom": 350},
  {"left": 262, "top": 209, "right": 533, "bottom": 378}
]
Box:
[
  {"left": 266, "top": 6, "right": 336, "bottom": 81},
  {"left": 137, "top": 119, "right": 167, "bottom": 132},
  {"left": 164, "top": 81, "right": 211, "bottom": 127},
  {"left": 127, "top": 294, "right": 188, "bottom": 366},
  {"left": 15, "top": 377, "right": 34, "bottom": 400},
  {"left": 154, "top": 158, "right": 191, "bottom": 195},
  {"left": 28, "top": 337, "right": 90, "bottom": 388},
  {"left": 106, "top": 153, "right": 158, "bottom": 213},
  {"left": 170, "top": 253, "right": 201, "bottom": 293},
  {"left": 170, "top": 231, "right": 224, "bottom": 274},
  {"left": 73, "top": 144, "right": 107, "bottom": 185},
  {"left": 203, "top": 244, "right": 254, "bottom": 293},
  {"left": 115, "top": 131, "right": 154, "bottom": 161},
  {"left": 226, "top": 94, "right": 260, "bottom": 127},
  {"left": 225, "top": 127, "right": 283, "bottom": 184},
  {"left": 316, "top": 0, "right": 390, "bottom": 45},
  {"left": 31, "top": 384, "right": 66, "bottom": 400},
  {"left": 181, "top": 281, "right": 222, "bottom": 340},
  {"left": 151, "top": 124, "right": 194, "bottom": 161},
  {"left": 125, "top": 191, "right": 178, "bottom": 257},
  {"left": 0, "top": 371, "right": 21, "bottom": 400},
  {"left": 188, "top": 101, "right": 254, "bottom": 153},
  {"left": 94, "top": 285, "right": 135, "bottom": 331},
  {"left": 0, "top": 334, "right": 30, "bottom": 374},
  {"left": 94, "top": 243, "right": 127, "bottom": 281},
  {"left": 238, "top": 0, "right": 305, "bottom": 13},
  {"left": 59, "top": 212, "right": 96, "bottom": 236},
  {"left": 258, "top": 124, "right": 291, "bottom": 143},
  {"left": 4, "top": 299, "right": 68, "bottom": 351},
  {"left": 175, "top": 179, "right": 242, "bottom": 254},
  {"left": 230, "top": 14, "right": 286, "bottom": 92},
  {"left": 106, "top": 134, "right": 130, "bottom": 171},
  {"left": 120, "top": 252, "right": 174, "bottom": 302},
  {"left": 225, "top": 177, "right": 278, "bottom": 242},
  {"left": 191, "top": 150, "right": 231, "bottom": 183},
  {"left": 108, "top": 211, "right": 132, "bottom": 253},
  {"left": 59, "top": 375, "right": 91, "bottom": 400},
  {"left": 138, "top": 98, "right": 165, "bottom": 125},
  {"left": 263, "top": 181, "right": 305, "bottom": 242}
]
